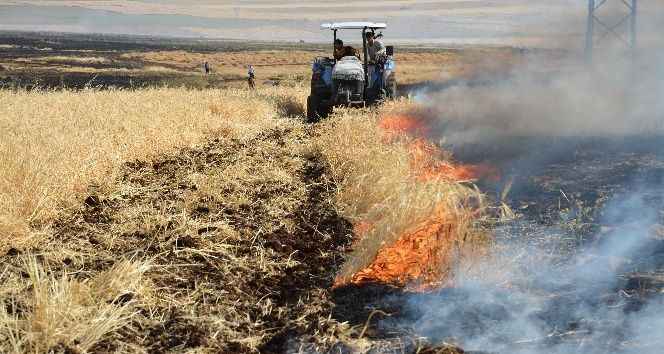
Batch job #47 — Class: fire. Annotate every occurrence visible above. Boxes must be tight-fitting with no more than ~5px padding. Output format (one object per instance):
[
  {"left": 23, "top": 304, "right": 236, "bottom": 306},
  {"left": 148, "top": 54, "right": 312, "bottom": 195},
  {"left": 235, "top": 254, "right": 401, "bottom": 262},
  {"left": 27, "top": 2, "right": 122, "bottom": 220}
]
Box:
[
  {"left": 341, "top": 113, "right": 497, "bottom": 289},
  {"left": 378, "top": 114, "right": 430, "bottom": 138},
  {"left": 351, "top": 205, "right": 457, "bottom": 289},
  {"left": 380, "top": 114, "right": 500, "bottom": 182}
]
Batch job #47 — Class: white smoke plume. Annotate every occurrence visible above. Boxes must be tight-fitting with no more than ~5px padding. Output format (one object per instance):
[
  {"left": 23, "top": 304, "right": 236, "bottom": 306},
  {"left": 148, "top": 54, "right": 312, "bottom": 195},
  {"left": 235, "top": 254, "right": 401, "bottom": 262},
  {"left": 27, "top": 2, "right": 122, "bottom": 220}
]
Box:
[
  {"left": 391, "top": 3, "right": 664, "bottom": 353},
  {"left": 410, "top": 1, "right": 664, "bottom": 150},
  {"left": 399, "top": 189, "right": 664, "bottom": 353}
]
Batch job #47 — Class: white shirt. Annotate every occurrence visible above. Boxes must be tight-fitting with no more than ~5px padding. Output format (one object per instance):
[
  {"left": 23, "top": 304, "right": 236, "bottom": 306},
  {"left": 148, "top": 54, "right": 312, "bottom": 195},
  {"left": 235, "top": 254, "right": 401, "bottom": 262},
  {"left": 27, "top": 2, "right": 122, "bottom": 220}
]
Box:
[{"left": 367, "top": 40, "right": 386, "bottom": 63}]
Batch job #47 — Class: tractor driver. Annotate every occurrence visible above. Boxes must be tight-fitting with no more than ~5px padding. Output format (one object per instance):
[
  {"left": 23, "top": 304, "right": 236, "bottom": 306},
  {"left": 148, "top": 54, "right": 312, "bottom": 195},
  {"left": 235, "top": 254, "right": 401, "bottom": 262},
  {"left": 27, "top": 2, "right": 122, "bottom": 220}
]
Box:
[
  {"left": 366, "top": 31, "right": 386, "bottom": 90},
  {"left": 334, "top": 39, "right": 359, "bottom": 60}
]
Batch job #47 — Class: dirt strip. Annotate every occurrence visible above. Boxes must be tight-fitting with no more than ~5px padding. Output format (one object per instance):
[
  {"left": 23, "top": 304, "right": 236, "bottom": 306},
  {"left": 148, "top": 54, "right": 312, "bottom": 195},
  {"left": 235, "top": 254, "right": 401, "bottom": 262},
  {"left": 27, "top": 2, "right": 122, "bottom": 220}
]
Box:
[{"left": 1, "top": 126, "right": 358, "bottom": 353}]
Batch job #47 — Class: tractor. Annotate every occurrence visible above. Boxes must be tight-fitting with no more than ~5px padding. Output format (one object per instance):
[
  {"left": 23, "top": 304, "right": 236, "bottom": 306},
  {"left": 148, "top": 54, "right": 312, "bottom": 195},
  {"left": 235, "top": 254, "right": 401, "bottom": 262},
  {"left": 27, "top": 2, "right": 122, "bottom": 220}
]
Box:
[{"left": 306, "top": 22, "right": 397, "bottom": 122}]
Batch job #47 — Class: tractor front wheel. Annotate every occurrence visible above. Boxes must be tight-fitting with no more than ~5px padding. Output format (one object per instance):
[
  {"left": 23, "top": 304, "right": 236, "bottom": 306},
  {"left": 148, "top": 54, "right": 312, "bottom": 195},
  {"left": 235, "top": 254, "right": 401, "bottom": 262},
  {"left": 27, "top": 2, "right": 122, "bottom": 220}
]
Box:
[
  {"left": 306, "top": 95, "right": 320, "bottom": 123},
  {"left": 306, "top": 95, "right": 331, "bottom": 123}
]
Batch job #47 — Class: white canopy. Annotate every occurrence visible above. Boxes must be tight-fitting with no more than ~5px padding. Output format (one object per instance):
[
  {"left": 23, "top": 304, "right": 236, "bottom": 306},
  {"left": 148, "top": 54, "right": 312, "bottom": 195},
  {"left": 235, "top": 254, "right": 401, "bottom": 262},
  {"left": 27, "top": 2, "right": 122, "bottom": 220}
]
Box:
[{"left": 320, "top": 22, "right": 387, "bottom": 30}]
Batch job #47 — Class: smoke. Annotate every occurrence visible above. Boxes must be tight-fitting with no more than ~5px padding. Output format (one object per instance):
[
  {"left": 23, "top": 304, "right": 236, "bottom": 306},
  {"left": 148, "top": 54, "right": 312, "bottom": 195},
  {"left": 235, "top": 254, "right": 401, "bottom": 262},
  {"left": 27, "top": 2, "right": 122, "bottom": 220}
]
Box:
[
  {"left": 418, "top": 50, "right": 664, "bottom": 149},
  {"left": 410, "top": 2, "right": 664, "bottom": 157},
  {"left": 386, "top": 4, "right": 664, "bottom": 354},
  {"left": 396, "top": 1, "right": 664, "bottom": 201},
  {"left": 395, "top": 189, "right": 664, "bottom": 353}
]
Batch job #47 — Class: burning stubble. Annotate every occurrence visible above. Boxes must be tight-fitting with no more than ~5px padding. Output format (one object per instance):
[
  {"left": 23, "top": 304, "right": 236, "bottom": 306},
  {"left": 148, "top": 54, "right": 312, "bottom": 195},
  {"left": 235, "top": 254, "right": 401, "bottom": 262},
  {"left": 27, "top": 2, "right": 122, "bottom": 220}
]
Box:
[
  {"left": 333, "top": 111, "right": 497, "bottom": 289},
  {"left": 368, "top": 10, "right": 664, "bottom": 353}
]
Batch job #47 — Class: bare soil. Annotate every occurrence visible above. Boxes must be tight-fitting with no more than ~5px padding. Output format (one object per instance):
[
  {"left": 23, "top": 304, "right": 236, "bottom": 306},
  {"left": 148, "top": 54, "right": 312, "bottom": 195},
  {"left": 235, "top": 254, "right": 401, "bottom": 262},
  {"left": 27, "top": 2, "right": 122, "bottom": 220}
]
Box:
[{"left": 2, "top": 126, "right": 357, "bottom": 353}]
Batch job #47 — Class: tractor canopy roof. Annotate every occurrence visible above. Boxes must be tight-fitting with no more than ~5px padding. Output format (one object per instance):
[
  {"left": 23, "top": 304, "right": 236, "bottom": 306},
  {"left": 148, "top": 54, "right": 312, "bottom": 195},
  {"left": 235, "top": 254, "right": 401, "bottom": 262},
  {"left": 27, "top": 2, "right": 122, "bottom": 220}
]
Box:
[{"left": 320, "top": 22, "right": 387, "bottom": 30}]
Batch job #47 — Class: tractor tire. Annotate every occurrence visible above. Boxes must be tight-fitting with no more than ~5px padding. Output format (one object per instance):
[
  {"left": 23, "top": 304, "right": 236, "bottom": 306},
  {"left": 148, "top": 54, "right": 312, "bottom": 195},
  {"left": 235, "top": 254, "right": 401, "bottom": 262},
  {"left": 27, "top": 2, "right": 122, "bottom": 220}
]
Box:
[
  {"left": 320, "top": 104, "right": 333, "bottom": 117},
  {"left": 306, "top": 95, "right": 320, "bottom": 123},
  {"left": 307, "top": 95, "right": 332, "bottom": 123},
  {"left": 384, "top": 79, "right": 397, "bottom": 99}
]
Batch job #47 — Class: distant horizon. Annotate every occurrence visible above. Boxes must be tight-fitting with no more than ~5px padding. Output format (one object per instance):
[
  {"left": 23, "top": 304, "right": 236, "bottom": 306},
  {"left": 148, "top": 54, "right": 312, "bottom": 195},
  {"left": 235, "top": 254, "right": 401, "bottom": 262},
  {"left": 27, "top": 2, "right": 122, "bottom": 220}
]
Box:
[
  {"left": 0, "top": 28, "right": 552, "bottom": 50},
  {"left": 0, "top": 1, "right": 661, "bottom": 49},
  {"left": 0, "top": 1, "right": 585, "bottom": 46}
]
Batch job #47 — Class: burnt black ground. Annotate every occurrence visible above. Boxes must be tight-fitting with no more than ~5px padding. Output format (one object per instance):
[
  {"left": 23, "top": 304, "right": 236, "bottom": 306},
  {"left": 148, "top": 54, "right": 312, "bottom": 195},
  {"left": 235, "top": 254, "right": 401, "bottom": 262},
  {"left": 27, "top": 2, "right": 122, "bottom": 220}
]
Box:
[{"left": 330, "top": 136, "right": 664, "bottom": 354}]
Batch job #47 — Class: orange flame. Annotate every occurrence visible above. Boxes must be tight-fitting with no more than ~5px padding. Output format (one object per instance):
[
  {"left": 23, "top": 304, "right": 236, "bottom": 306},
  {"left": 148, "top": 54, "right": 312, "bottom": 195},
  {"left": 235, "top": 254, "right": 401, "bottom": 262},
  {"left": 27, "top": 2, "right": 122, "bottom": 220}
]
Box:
[
  {"left": 380, "top": 114, "right": 500, "bottom": 182},
  {"left": 341, "top": 113, "right": 497, "bottom": 290},
  {"left": 351, "top": 205, "right": 457, "bottom": 289},
  {"left": 378, "top": 114, "right": 431, "bottom": 139}
]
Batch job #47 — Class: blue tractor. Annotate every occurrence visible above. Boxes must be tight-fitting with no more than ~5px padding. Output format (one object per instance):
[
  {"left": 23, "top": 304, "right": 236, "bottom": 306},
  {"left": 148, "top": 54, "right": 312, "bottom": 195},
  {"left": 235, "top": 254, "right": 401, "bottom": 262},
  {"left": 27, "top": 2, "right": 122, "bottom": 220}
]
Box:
[{"left": 307, "top": 22, "right": 397, "bottom": 122}]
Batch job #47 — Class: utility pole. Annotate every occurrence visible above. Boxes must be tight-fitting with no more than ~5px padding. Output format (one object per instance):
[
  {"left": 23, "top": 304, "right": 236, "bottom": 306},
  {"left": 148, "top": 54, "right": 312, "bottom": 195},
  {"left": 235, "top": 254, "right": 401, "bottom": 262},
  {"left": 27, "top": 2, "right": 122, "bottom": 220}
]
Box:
[
  {"left": 585, "top": 0, "right": 595, "bottom": 62},
  {"left": 585, "top": 0, "right": 637, "bottom": 63}
]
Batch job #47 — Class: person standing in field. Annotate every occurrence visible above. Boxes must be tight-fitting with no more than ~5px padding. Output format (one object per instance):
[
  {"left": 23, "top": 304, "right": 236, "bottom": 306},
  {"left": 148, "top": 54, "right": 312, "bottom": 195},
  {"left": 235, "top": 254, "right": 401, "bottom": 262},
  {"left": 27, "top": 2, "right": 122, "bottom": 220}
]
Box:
[
  {"left": 203, "top": 61, "right": 210, "bottom": 75},
  {"left": 247, "top": 65, "right": 256, "bottom": 89}
]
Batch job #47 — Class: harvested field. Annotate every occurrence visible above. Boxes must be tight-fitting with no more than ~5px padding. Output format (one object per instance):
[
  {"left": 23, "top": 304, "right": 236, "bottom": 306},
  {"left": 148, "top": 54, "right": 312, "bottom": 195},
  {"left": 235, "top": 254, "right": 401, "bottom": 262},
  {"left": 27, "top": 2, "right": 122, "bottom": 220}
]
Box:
[
  {"left": 1, "top": 124, "right": 355, "bottom": 352},
  {"left": 0, "top": 32, "right": 494, "bottom": 352},
  {"left": 0, "top": 83, "right": 486, "bottom": 352},
  {"left": 0, "top": 87, "right": 285, "bottom": 252},
  {"left": 2, "top": 30, "right": 662, "bottom": 354},
  {"left": 0, "top": 31, "right": 523, "bottom": 89}
]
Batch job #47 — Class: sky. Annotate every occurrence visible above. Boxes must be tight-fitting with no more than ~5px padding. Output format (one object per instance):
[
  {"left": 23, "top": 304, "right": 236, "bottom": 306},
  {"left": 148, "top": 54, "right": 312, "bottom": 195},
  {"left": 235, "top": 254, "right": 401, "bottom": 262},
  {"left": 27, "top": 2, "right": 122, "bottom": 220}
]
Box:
[{"left": 0, "top": 1, "right": 658, "bottom": 47}]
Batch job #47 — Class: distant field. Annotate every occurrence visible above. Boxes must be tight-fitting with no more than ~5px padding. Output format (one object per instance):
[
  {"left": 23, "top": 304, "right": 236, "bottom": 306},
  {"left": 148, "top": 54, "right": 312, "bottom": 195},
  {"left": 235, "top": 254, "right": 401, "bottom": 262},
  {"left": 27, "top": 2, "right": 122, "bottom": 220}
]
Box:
[
  {"left": 1, "top": 1, "right": 661, "bottom": 46},
  {"left": 0, "top": 31, "right": 522, "bottom": 90}
]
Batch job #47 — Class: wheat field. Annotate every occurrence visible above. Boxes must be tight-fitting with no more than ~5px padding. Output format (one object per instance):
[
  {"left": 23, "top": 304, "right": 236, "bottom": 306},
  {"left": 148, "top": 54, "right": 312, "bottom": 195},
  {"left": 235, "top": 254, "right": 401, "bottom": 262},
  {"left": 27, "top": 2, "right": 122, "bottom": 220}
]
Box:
[
  {"left": 0, "top": 87, "right": 303, "bottom": 253},
  {"left": 0, "top": 84, "right": 487, "bottom": 352}
]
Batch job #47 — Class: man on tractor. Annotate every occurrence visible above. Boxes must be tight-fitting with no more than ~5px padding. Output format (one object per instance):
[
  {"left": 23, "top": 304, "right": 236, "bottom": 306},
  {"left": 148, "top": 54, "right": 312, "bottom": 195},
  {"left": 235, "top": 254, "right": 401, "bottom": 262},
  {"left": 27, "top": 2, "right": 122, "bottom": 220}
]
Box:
[
  {"left": 366, "top": 32, "right": 386, "bottom": 62},
  {"left": 334, "top": 39, "right": 359, "bottom": 60},
  {"left": 366, "top": 32, "right": 387, "bottom": 91}
]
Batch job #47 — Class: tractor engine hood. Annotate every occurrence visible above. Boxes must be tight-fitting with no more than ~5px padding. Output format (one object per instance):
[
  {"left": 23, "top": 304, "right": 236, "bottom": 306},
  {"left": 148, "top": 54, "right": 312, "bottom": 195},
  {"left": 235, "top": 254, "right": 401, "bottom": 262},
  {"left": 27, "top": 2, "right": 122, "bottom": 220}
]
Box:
[{"left": 332, "top": 57, "right": 365, "bottom": 81}]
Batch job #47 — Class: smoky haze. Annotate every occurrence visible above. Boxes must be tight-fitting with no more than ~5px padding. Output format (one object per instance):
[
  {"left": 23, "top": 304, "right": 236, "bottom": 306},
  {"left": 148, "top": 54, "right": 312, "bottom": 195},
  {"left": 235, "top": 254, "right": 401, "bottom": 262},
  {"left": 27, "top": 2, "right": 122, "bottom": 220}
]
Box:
[
  {"left": 407, "top": 2, "right": 664, "bottom": 173},
  {"left": 387, "top": 3, "right": 664, "bottom": 354},
  {"left": 402, "top": 188, "right": 664, "bottom": 353},
  {"left": 414, "top": 1, "right": 664, "bottom": 144}
]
